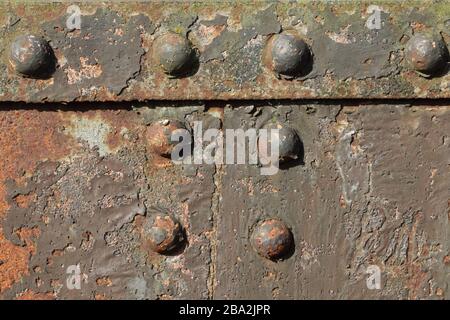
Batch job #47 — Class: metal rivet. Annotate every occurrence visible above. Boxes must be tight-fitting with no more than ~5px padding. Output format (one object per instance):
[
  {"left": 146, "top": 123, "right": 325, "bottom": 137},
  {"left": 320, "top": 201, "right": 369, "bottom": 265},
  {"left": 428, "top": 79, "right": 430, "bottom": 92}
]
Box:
[
  {"left": 9, "top": 34, "right": 56, "bottom": 78},
  {"left": 251, "top": 219, "right": 293, "bottom": 260},
  {"left": 153, "top": 33, "right": 197, "bottom": 77},
  {"left": 143, "top": 212, "right": 184, "bottom": 254},
  {"left": 263, "top": 32, "right": 312, "bottom": 78},
  {"left": 146, "top": 119, "right": 186, "bottom": 158},
  {"left": 405, "top": 34, "right": 448, "bottom": 76},
  {"left": 258, "top": 122, "right": 302, "bottom": 163}
]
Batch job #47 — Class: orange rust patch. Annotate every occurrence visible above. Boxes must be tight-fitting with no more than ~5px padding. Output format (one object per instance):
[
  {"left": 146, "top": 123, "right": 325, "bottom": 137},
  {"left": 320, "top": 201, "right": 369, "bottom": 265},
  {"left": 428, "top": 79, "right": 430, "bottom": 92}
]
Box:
[
  {"left": 96, "top": 276, "right": 113, "bottom": 287},
  {"left": 410, "top": 21, "right": 427, "bottom": 32},
  {"left": 16, "top": 289, "right": 55, "bottom": 300},
  {"left": 65, "top": 57, "right": 103, "bottom": 85},
  {"left": 94, "top": 293, "right": 108, "bottom": 300},
  {"left": 443, "top": 255, "right": 450, "bottom": 265},
  {"left": 407, "top": 262, "right": 430, "bottom": 299},
  {"left": 13, "top": 193, "right": 37, "bottom": 208},
  {"left": 0, "top": 110, "right": 73, "bottom": 293},
  {"left": 0, "top": 110, "right": 72, "bottom": 217},
  {"left": 0, "top": 228, "right": 30, "bottom": 293},
  {"left": 0, "top": 226, "right": 42, "bottom": 292}
]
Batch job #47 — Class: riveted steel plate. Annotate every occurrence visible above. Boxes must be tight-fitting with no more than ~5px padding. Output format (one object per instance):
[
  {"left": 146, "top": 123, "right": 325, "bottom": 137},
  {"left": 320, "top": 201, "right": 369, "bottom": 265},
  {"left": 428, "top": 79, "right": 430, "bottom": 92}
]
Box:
[
  {"left": 0, "top": 0, "right": 449, "bottom": 302},
  {"left": 0, "top": 1, "right": 449, "bottom": 102},
  {"left": 216, "top": 103, "right": 450, "bottom": 299},
  {"left": 0, "top": 104, "right": 217, "bottom": 299},
  {"left": 0, "top": 102, "right": 449, "bottom": 299}
]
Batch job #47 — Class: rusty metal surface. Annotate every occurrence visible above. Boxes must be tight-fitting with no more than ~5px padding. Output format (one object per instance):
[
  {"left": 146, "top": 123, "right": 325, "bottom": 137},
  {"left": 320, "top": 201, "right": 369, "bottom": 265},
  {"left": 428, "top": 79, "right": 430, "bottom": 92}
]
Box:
[
  {"left": 0, "top": 1, "right": 449, "bottom": 102},
  {"left": 0, "top": 102, "right": 448, "bottom": 299},
  {"left": 0, "top": 105, "right": 217, "bottom": 299},
  {"left": 216, "top": 103, "right": 450, "bottom": 299},
  {"left": 0, "top": 0, "right": 449, "bottom": 301}
]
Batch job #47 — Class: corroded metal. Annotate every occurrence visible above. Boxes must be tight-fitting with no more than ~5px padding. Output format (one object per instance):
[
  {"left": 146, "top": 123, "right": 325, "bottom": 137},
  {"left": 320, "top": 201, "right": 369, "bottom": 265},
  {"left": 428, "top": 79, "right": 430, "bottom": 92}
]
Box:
[
  {"left": 9, "top": 35, "right": 55, "bottom": 78},
  {"left": 217, "top": 103, "right": 450, "bottom": 299},
  {"left": 0, "top": 103, "right": 448, "bottom": 299},
  {"left": 142, "top": 208, "right": 184, "bottom": 254},
  {"left": 0, "top": 1, "right": 449, "bottom": 102},
  {"left": 153, "top": 33, "right": 197, "bottom": 77},
  {"left": 405, "top": 34, "right": 449, "bottom": 77},
  {"left": 263, "top": 32, "right": 312, "bottom": 78},
  {"left": 146, "top": 119, "right": 187, "bottom": 158},
  {"left": 0, "top": 105, "right": 216, "bottom": 299},
  {"left": 259, "top": 122, "right": 302, "bottom": 163},
  {"left": 0, "top": 0, "right": 449, "bottom": 302},
  {"left": 251, "top": 219, "right": 293, "bottom": 260}
]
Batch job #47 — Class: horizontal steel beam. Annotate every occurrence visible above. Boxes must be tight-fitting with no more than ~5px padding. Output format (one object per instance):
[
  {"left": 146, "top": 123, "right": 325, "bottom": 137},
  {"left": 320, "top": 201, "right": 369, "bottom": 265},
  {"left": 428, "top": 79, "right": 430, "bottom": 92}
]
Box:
[{"left": 0, "top": 1, "right": 449, "bottom": 102}]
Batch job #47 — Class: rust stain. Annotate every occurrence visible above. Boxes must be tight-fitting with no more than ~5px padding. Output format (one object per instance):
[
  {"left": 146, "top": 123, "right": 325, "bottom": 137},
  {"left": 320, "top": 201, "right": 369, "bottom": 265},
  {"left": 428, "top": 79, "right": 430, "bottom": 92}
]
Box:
[
  {"left": 16, "top": 289, "right": 55, "bottom": 300},
  {"left": 0, "top": 227, "right": 30, "bottom": 293},
  {"left": 94, "top": 293, "right": 109, "bottom": 300},
  {"left": 13, "top": 192, "right": 37, "bottom": 208},
  {"left": 65, "top": 57, "right": 103, "bottom": 85},
  {"left": 443, "top": 255, "right": 450, "bottom": 265},
  {"left": 96, "top": 276, "right": 113, "bottom": 287},
  {"left": 0, "top": 110, "right": 73, "bottom": 293}
]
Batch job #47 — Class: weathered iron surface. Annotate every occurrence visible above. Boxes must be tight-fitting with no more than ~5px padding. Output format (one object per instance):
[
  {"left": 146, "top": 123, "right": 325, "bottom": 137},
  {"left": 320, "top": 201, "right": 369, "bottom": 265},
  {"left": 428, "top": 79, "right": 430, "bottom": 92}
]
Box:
[
  {"left": 0, "top": 104, "right": 217, "bottom": 299},
  {"left": 0, "top": 1, "right": 449, "bottom": 102},
  {"left": 216, "top": 103, "right": 450, "bottom": 299},
  {"left": 405, "top": 34, "right": 449, "bottom": 77},
  {"left": 251, "top": 219, "right": 294, "bottom": 261},
  {"left": 0, "top": 102, "right": 448, "bottom": 299},
  {"left": 0, "top": 0, "right": 449, "bottom": 302},
  {"left": 9, "top": 34, "right": 56, "bottom": 79}
]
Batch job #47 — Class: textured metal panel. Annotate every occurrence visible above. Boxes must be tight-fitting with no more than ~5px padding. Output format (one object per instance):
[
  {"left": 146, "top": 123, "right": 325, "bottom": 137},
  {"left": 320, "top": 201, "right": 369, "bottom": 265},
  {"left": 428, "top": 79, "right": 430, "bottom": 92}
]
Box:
[
  {"left": 0, "top": 103, "right": 448, "bottom": 299},
  {"left": 0, "top": 1, "right": 449, "bottom": 102},
  {"left": 216, "top": 103, "right": 450, "bottom": 299},
  {"left": 0, "top": 0, "right": 449, "bottom": 301},
  {"left": 0, "top": 105, "right": 216, "bottom": 299}
]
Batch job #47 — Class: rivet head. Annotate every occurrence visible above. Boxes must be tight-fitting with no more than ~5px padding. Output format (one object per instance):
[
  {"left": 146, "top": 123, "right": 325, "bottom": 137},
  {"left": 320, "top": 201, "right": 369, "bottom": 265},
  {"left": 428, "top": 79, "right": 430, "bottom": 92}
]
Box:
[
  {"left": 263, "top": 32, "right": 312, "bottom": 78},
  {"left": 9, "top": 35, "right": 56, "bottom": 78},
  {"left": 405, "top": 34, "right": 448, "bottom": 76},
  {"left": 146, "top": 119, "right": 186, "bottom": 158},
  {"left": 251, "top": 219, "right": 293, "bottom": 260},
  {"left": 153, "top": 33, "right": 196, "bottom": 77},
  {"left": 143, "top": 212, "right": 184, "bottom": 254},
  {"left": 259, "top": 122, "right": 302, "bottom": 163}
]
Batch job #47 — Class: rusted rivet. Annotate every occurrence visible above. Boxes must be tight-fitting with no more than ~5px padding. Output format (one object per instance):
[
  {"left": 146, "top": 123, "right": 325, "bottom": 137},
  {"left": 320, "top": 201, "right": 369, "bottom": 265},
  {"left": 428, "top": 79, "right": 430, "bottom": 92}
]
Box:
[
  {"left": 405, "top": 34, "right": 448, "bottom": 76},
  {"left": 263, "top": 31, "right": 312, "bottom": 78},
  {"left": 153, "top": 33, "right": 197, "bottom": 77},
  {"left": 9, "top": 34, "right": 56, "bottom": 78},
  {"left": 251, "top": 219, "right": 293, "bottom": 260},
  {"left": 259, "top": 122, "right": 302, "bottom": 163},
  {"left": 146, "top": 119, "right": 187, "bottom": 158},
  {"left": 143, "top": 212, "right": 184, "bottom": 254}
]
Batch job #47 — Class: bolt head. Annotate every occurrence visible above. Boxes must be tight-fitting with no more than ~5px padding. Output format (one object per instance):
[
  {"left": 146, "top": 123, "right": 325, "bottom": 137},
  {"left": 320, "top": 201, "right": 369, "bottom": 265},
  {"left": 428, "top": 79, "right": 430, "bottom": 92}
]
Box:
[
  {"left": 251, "top": 219, "right": 293, "bottom": 260},
  {"left": 9, "top": 35, "right": 56, "bottom": 78},
  {"left": 405, "top": 34, "right": 448, "bottom": 76},
  {"left": 146, "top": 119, "right": 187, "bottom": 158},
  {"left": 263, "top": 32, "right": 311, "bottom": 78},
  {"left": 258, "top": 122, "right": 302, "bottom": 164},
  {"left": 153, "top": 33, "right": 196, "bottom": 77},
  {"left": 143, "top": 213, "right": 183, "bottom": 254}
]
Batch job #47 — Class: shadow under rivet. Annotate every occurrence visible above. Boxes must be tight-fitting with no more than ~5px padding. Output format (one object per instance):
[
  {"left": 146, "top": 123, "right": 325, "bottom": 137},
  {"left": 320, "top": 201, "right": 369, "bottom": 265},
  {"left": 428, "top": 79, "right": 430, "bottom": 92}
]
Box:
[{"left": 9, "top": 34, "right": 56, "bottom": 79}]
